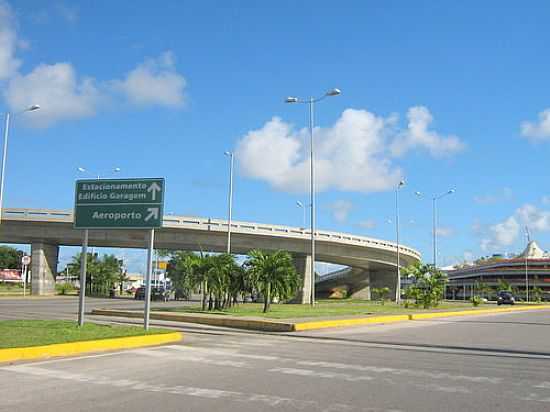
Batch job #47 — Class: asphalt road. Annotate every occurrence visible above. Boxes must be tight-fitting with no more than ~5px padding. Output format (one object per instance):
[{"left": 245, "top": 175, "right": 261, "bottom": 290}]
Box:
[{"left": 1, "top": 298, "right": 550, "bottom": 411}]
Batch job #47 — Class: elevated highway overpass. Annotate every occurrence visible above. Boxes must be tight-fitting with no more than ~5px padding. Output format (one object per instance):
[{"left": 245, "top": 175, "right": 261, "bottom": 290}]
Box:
[{"left": 0, "top": 208, "right": 421, "bottom": 300}]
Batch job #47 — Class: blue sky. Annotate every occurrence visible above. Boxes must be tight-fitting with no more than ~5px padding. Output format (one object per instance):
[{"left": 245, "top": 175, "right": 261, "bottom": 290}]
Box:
[{"left": 2, "top": 0, "right": 550, "bottom": 272}]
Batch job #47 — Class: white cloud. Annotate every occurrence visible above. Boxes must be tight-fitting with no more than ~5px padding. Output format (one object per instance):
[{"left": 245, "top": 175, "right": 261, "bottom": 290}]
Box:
[
  {"left": 516, "top": 204, "right": 550, "bottom": 231},
  {"left": 480, "top": 216, "right": 520, "bottom": 252},
  {"left": 478, "top": 203, "right": 550, "bottom": 251},
  {"left": 473, "top": 187, "right": 513, "bottom": 205},
  {"left": 56, "top": 3, "right": 79, "bottom": 23},
  {"left": 4, "top": 63, "right": 100, "bottom": 127},
  {"left": 112, "top": 52, "right": 186, "bottom": 107},
  {"left": 542, "top": 196, "right": 550, "bottom": 205},
  {"left": 0, "top": 3, "right": 187, "bottom": 127},
  {"left": 357, "top": 219, "right": 376, "bottom": 229},
  {"left": 521, "top": 109, "right": 550, "bottom": 141},
  {"left": 236, "top": 106, "right": 462, "bottom": 194},
  {"left": 327, "top": 200, "right": 353, "bottom": 223},
  {"left": 435, "top": 226, "right": 454, "bottom": 237},
  {"left": 0, "top": 0, "right": 20, "bottom": 80},
  {"left": 391, "top": 106, "right": 465, "bottom": 157},
  {"left": 237, "top": 110, "right": 397, "bottom": 193}
]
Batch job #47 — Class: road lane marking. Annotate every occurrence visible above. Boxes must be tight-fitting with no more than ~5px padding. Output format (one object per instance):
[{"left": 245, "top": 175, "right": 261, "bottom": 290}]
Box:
[
  {"left": 269, "top": 367, "right": 374, "bottom": 382},
  {"left": 1, "top": 365, "right": 383, "bottom": 412}
]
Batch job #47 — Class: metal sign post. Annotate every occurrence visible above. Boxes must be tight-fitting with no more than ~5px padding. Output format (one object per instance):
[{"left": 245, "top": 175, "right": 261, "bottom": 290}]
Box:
[
  {"left": 74, "top": 178, "right": 165, "bottom": 328},
  {"left": 21, "top": 255, "right": 30, "bottom": 297},
  {"left": 144, "top": 229, "right": 155, "bottom": 330}
]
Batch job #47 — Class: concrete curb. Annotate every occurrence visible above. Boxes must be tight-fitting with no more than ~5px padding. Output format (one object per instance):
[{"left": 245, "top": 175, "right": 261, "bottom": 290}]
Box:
[
  {"left": 92, "top": 305, "right": 550, "bottom": 333},
  {"left": 91, "top": 309, "right": 295, "bottom": 332},
  {"left": 0, "top": 332, "right": 182, "bottom": 364}
]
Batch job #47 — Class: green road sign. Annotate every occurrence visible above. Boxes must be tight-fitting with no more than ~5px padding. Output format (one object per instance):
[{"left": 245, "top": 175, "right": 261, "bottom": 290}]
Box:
[{"left": 74, "top": 178, "right": 165, "bottom": 229}]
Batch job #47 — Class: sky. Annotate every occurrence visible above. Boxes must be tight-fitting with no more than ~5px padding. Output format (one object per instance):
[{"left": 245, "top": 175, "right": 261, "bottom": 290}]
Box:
[{"left": 2, "top": 0, "right": 550, "bottom": 273}]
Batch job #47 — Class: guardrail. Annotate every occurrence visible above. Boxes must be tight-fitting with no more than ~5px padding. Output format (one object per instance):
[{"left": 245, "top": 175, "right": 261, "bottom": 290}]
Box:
[{"left": 2, "top": 208, "right": 421, "bottom": 260}]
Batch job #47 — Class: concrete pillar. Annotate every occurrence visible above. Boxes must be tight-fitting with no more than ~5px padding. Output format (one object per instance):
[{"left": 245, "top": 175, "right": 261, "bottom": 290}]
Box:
[
  {"left": 368, "top": 270, "right": 398, "bottom": 301},
  {"left": 292, "top": 254, "right": 312, "bottom": 304},
  {"left": 349, "top": 268, "right": 371, "bottom": 299},
  {"left": 31, "top": 242, "right": 58, "bottom": 296}
]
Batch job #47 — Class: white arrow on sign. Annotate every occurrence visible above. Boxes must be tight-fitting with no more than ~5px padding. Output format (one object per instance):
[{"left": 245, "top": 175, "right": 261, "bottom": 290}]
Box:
[
  {"left": 144, "top": 207, "right": 159, "bottom": 222},
  {"left": 147, "top": 182, "right": 162, "bottom": 201}
]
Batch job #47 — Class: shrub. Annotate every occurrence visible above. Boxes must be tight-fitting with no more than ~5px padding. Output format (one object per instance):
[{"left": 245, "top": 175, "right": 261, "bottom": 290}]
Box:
[
  {"left": 55, "top": 283, "right": 75, "bottom": 295},
  {"left": 471, "top": 295, "right": 482, "bottom": 307}
]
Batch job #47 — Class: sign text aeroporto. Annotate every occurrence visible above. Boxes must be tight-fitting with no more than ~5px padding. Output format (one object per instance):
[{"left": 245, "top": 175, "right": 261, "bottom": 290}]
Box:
[{"left": 74, "top": 178, "right": 165, "bottom": 229}]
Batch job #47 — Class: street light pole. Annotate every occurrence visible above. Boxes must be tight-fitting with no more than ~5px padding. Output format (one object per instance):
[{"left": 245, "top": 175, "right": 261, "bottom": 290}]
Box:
[
  {"left": 296, "top": 201, "right": 306, "bottom": 229},
  {"left": 224, "top": 151, "right": 234, "bottom": 254},
  {"left": 433, "top": 189, "right": 455, "bottom": 268},
  {"left": 0, "top": 105, "right": 40, "bottom": 224},
  {"left": 285, "top": 88, "right": 341, "bottom": 306},
  {"left": 396, "top": 180, "right": 405, "bottom": 303},
  {"left": 525, "top": 226, "right": 530, "bottom": 302}
]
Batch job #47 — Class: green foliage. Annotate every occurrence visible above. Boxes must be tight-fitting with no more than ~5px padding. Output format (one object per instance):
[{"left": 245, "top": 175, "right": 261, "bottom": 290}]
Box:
[
  {"left": 0, "top": 246, "right": 24, "bottom": 269},
  {"left": 402, "top": 262, "right": 447, "bottom": 309},
  {"left": 497, "top": 278, "right": 512, "bottom": 292},
  {"left": 55, "top": 282, "right": 75, "bottom": 295},
  {"left": 68, "top": 253, "right": 123, "bottom": 297},
  {"left": 532, "top": 287, "right": 544, "bottom": 303},
  {"left": 245, "top": 249, "right": 299, "bottom": 313},
  {"left": 371, "top": 287, "right": 390, "bottom": 305},
  {"left": 471, "top": 295, "right": 482, "bottom": 307}
]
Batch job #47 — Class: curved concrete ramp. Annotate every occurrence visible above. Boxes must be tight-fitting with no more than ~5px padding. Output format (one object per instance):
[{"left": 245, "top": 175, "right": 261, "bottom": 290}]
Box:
[{"left": 0, "top": 208, "right": 421, "bottom": 299}]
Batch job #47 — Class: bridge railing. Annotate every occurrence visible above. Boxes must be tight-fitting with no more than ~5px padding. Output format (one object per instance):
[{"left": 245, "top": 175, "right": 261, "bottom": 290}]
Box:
[{"left": 3, "top": 208, "right": 421, "bottom": 259}]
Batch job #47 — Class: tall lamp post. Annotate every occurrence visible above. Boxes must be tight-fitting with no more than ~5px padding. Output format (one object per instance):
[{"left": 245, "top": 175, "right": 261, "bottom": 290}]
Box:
[
  {"left": 525, "top": 226, "right": 530, "bottom": 302},
  {"left": 296, "top": 201, "right": 306, "bottom": 229},
  {"left": 0, "top": 105, "right": 41, "bottom": 223},
  {"left": 395, "top": 180, "right": 405, "bottom": 303},
  {"left": 415, "top": 189, "right": 455, "bottom": 267},
  {"left": 77, "top": 166, "right": 121, "bottom": 180},
  {"left": 224, "top": 151, "right": 234, "bottom": 254},
  {"left": 285, "top": 88, "right": 341, "bottom": 305}
]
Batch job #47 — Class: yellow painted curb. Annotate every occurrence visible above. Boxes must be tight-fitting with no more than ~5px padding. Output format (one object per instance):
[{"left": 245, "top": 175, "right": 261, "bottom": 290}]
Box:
[
  {"left": 293, "top": 315, "right": 411, "bottom": 331},
  {"left": 409, "top": 305, "right": 550, "bottom": 321},
  {"left": 0, "top": 332, "right": 182, "bottom": 364}
]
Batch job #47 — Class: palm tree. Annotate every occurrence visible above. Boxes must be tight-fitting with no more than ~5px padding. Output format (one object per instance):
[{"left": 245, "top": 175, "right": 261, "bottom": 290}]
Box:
[{"left": 245, "top": 249, "right": 299, "bottom": 313}]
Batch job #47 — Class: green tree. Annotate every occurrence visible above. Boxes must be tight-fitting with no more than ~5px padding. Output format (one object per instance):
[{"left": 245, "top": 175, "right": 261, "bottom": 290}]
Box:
[
  {"left": 67, "top": 253, "right": 122, "bottom": 297},
  {"left": 402, "top": 262, "right": 447, "bottom": 309},
  {"left": 245, "top": 250, "right": 299, "bottom": 313},
  {"left": 0, "top": 246, "right": 24, "bottom": 269},
  {"left": 532, "top": 286, "right": 544, "bottom": 303},
  {"left": 167, "top": 251, "right": 201, "bottom": 301},
  {"left": 497, "top": 278, "right": 512, "bottom": 292},
  {"left": 371, "top": 287, "right": 390, "bottom": 305}
]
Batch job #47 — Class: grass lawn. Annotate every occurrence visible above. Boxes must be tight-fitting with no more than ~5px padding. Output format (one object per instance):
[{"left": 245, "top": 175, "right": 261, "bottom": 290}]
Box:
[
  {"left": 0, "top": 283, "right": 24, "bottom": 296},
  {"left": 156, "top": 299, "right": 498, "bottom": 320},
  {"left": 0, "top": 320, "right": 172, "bottom": 349}
]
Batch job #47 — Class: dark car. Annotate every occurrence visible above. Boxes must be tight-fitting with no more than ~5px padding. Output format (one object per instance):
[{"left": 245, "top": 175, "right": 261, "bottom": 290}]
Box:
[
  {"left": 497, "top": 290, "right": 515, "bottom": 305},
  {"left": 134, "top": 286, "right": 167, "bottom": 301}
]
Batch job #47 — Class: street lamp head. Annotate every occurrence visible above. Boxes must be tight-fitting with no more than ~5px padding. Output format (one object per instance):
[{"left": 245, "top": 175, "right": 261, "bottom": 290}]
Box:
[
  {"left": 448, "top": 189, "right": 456, "bottom": 194},
  {"left": 285, "top": 96, "right": 299, "bottom": 103},
  {"left": 296, "top": 201, "right": 303, "bottom": 208},
  {"left": 114, "top": 167, "right": 121, "bottom": 173},
  {"left": 414, "top": 191, "right": 422, "bottom": 197},
  {"left": 398, "top": 180, "right": 406, "bottom": 187},
  {"left": 27, "top": 105, "right": 40, "bottom": 112},
  {"left": 77, "top": 167, "right": 86, "bottom": 173},
  {"left": 326, "top": 88, "right": 341, "bottom": 97},
  {"left": 224, "top": 151, "right": 232, "bottom": 156}
]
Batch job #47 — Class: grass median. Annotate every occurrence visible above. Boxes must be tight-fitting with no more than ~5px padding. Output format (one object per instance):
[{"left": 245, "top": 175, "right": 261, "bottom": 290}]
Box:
[
  {"left": 155, "top": 300, "right": 500, "bottom": 320},
  {"left": 0, "top": 320, "right": 172, "bottom": 349}
]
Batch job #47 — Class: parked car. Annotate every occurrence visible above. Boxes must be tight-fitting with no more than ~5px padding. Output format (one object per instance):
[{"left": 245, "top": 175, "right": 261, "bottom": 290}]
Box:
[
  {"left": 134, "top": 286, "right": 168, "bottom": 301},
  {"left": 497, "top": 290, "right": 515, "bottom": 305}
]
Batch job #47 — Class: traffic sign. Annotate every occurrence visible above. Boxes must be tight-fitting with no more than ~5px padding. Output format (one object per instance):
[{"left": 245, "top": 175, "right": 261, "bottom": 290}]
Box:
[
  {"left": 74, "top": 178, "right": 165, "bottom": 229},
  {"left": 21, "top": 255, "right": 31, "bottom": 266}
]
